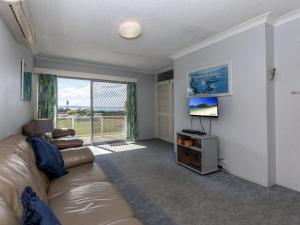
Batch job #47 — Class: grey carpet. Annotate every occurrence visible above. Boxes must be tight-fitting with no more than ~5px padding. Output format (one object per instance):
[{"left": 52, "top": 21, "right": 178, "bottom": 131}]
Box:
[{"left": 95, "top": 139, "right": 300, "bottom": 225}]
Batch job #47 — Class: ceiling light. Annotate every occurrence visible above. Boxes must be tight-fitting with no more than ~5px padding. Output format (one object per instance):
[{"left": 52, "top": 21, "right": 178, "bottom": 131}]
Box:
[
  {"left": 118, "top": 21, "right": 142, "bottom": 39},
  {"left": 1, "top": 0, "right": 22, "bottom": 3}
]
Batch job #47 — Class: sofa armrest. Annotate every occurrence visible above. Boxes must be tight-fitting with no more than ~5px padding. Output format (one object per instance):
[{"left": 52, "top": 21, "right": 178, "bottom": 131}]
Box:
[
  {"left": 60, "top": 147, "right": 95, "bottom": 169},
  {"left": 52, "top": 128, "right": 75, "bottom": 139}
]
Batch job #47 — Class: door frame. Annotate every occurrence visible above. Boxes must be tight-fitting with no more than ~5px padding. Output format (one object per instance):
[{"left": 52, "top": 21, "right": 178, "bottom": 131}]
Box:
[
  {"left": 90, "top": 80, "right": 94, "bottom": 145},
  {"left": 155, "top": 79, "right": 174, "bottom": 143}
]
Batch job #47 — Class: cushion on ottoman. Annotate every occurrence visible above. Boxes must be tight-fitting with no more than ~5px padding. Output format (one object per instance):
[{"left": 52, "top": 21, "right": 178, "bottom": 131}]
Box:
[
  {"left": 52, "top": 129, "right": 75, "bottom": 139},
  {"left": 52, "top": 136, "right": 83, "bottom": 150}
]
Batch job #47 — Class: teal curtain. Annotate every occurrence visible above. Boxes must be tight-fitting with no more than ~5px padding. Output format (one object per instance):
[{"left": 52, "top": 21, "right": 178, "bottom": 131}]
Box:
[
  {"left": 127, "top": 82, "right": 138, "bottom": 140},
  {"left": 38, "top": 74, "right": 57, "bottom": 125}
]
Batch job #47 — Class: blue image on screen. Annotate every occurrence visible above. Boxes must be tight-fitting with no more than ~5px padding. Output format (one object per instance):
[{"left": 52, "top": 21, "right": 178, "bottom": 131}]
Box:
[{"left": 189, "top": 97, "right": 218, "bottom": 117}]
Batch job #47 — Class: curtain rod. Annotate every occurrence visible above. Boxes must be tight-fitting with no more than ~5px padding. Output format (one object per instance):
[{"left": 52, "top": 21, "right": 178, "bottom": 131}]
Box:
[{"left": 34, "top": 67, "right": 138, "bottom": 83}]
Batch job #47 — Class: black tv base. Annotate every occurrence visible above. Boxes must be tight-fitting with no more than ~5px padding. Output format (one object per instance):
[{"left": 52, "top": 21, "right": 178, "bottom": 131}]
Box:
[{"left": 182, "top": 129, "right": 206, "bottom": 135}]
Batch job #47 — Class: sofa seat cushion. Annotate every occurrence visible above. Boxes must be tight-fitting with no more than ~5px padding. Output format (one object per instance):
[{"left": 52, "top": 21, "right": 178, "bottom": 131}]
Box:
[
  {"left": 48, "top": 163, "right": 107, "bottom": 199},
  {"left": 49, "top": 182, "right": 134, "bottom": 225},
  {"left": 21, "top": 186, "right": 61, "bottom": 225},
  {"left": 52, "top": 136, "right": 83, "bottom": 150},
  {"left": 106, "top": 218, "right": 143, "bottom": 225},
  {"left": 0, "top": 196, "right": 19, "bottom": 225}
]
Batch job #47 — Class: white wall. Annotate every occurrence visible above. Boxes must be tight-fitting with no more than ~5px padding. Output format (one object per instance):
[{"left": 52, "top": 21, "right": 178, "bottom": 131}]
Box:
[
  {"left": 173, "top": 24, "right": 275, "bottom": 187},
  {"left": 275, "top": 18, "right": 300, "bottom": 192},
  {"left": 0, "top": 16, "right": 34, "bottom": 141},
  {"left": 34, "top": 57, "right": 155, "bottom": 140}
]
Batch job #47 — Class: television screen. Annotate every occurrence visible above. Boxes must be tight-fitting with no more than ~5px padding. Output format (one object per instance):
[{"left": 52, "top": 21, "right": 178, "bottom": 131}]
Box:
[{"left": 189, "top": 97, "right": 218, "bottom": 117}]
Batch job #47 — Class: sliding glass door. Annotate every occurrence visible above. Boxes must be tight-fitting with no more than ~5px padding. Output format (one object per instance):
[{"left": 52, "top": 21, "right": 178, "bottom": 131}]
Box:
[
  {"left": 57, "top": 78, "right": 128, "bottom": 145},
  {"left": 57, "top": 77, "right": 92, "bottom": 144},
  {"left": 91, "top": 81, "right": 128, "bottom": 144}
]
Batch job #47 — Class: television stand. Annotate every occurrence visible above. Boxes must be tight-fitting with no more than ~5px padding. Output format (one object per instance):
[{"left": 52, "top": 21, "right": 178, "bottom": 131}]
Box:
[{"left": 175, "top": 131, "right": 219, "bottom": 175}]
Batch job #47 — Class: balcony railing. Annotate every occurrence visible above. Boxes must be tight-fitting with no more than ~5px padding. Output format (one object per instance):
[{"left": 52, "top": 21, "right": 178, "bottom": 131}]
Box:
[{"left": 57, "top": 114, "right": 127, "bottom": 144}]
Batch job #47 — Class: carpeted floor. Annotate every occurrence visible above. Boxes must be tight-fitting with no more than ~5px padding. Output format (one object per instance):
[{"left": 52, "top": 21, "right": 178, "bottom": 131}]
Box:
[{"left": 94, "top": 139, "right": 300, "bottom": 225}]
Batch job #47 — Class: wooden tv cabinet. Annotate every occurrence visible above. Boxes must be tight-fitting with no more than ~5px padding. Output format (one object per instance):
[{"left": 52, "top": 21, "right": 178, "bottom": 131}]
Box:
[{"left": 175, "top": 131, "right": 219, "bottom": 175}]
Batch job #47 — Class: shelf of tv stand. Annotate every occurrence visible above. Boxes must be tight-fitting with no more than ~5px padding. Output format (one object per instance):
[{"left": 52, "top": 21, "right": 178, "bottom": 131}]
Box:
[
  {"left": 177, "top": 161, "right": 218, "bottom": 175},
  {"left": 177, "top": 143, "right": 202, "bottom": 152}
]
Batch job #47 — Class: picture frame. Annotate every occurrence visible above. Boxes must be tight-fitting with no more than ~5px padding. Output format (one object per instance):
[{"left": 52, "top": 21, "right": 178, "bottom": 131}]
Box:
[
  {"left": 21, "top": 59, "right": 32, "bottom": 101},
  {"left": 188, "top": 61, "right": 232, "bottom": 97}
]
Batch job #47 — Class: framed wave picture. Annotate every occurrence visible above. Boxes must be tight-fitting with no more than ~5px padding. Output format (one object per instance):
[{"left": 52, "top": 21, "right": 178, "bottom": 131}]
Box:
[
  {"left": 21, "top": 59, "right": 32, "bottom": 101},
  {"left": 188, "top": 62, "right": 232, "bottom": 97}
]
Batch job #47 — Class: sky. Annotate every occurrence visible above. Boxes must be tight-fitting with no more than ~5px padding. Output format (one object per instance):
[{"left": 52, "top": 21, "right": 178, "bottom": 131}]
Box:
[
  {"left": 57, "top": 78, "right": 127, "bottom": 108},
  {"left": 189, "top": 97, "right": 218, "bottom": 107},
  {"left": 58, "top": 78, "right": 90, "bottom": 107}
]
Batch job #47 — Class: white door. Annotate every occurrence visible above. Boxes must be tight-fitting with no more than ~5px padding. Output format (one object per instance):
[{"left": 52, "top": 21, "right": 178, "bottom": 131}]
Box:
[{"left": 155, "top": 80, "right": 174, "bottom": 143}]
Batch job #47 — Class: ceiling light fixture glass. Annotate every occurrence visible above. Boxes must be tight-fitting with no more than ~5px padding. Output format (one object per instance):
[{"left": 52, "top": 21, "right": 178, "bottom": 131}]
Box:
[
  {"left": 118, "top": 21, "right": 142, "bottom": 39},
  {"left": 1, "top": 0, "right": 22, "bottom": 3}
]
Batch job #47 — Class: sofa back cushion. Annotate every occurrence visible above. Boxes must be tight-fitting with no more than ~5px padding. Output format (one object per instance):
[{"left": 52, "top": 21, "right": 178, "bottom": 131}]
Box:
[{"left": 0, "top": 135, "right": 50, "bottom": 219}]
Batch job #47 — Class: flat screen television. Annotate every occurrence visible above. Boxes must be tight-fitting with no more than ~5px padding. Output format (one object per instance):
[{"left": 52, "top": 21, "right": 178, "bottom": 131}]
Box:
[{"left": 189, "top": 97, "right": 218, "bottom": 117}]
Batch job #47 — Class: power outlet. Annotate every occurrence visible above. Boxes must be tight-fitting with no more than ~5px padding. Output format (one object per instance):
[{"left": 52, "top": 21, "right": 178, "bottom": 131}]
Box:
[
  {"left": 219, "top": 159, "right": 228, "bottom": 165},
  {"left": 218, "top": 159, "right": 230, "bottom": 174}
]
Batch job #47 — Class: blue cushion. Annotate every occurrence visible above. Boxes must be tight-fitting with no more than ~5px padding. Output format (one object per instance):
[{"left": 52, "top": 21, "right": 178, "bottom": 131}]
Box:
[
  {"left": 26, "top": 137, "right": 68, "bottom": 179},
  {"left": 21, "top": 186, "right": 61, "bottom": 225}
]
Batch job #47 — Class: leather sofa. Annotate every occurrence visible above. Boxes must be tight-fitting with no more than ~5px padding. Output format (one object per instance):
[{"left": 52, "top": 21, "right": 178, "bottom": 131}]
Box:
[{"left": 0, "top": 135, "right": 143, "bottom": 225}]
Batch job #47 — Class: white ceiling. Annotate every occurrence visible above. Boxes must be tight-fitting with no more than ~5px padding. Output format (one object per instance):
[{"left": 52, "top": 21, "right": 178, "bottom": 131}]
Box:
[{"left": 25, "top": 0, "right": 300, "bottom": 73}]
